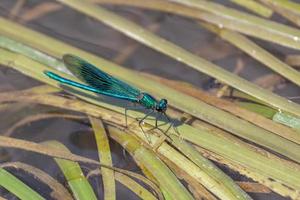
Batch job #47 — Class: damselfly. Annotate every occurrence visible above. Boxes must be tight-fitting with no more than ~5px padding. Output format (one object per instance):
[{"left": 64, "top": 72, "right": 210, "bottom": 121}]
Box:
[{"left": 45, "top": 55, "right": 173, "bottom": 139}]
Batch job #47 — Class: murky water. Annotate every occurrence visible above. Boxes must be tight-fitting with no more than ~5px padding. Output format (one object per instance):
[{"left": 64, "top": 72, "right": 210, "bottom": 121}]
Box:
[{"left": 0, "top": 1, "right": 299, "bottom": 199}]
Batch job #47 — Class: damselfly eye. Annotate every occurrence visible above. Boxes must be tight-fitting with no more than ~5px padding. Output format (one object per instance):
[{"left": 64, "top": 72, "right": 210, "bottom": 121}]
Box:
[{"left": 157, "top": 99, "right": 168, "bottom": 112}]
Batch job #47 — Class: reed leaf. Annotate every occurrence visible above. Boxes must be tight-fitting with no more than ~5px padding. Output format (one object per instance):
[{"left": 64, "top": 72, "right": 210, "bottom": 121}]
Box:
[
  {"left": 273, "top": 112, "right": 300, "bottom": 131},
  {"left": 89, "top": 0, "right": 300, "bottom": 49},
  {"left": 0, "top": 162, "right": 73, "bottom": 200},
  {"left": 169, "top": 0, "right": 300, "bottom": 50},
  {"left": 107, "top": 127, "right": 195, "bottom": 200},
  {"left": 229, "top": 0, "right": 273, "bottom": 17},
  {"left": 0, "top": 168, "right": 45, "bottom": 200},
  {"left": 258, "top": 0, "right": 300, "bottom": 26},
  {"left": 54, "top": 0, "right": 300, "bottom": 117},
  {"left": 89, "top": 117, "right": 116, "bottom": 200},
  {"left": 87, "top": 169, "right": 158, "bottom": 200},
  {"left": 0, "top": 7, "right": 299, "bottom": 198},
  {"left": 1, "top": 33, "right": 300, "bottom": 164},
  {"left": 0, "top": 76, "right": 299, "bottom": 198},
  {"left": 0, "top": 53, "right": 251, "bottom": 199},
  {"left": 0, "top": 135, "right": 163, "bottom": 198},
  {"left": 43, "top": 141, "right": 97, "bottom": 200},
  {"left": 201, "top": 22, "right": 300, "bottom": 87}
]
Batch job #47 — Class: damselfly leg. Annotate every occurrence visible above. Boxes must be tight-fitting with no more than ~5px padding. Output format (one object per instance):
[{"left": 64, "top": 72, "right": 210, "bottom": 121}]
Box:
[
  {"left": 158, "top": 112, "right": 180, "bottom": 138},
  {"left": 124, "top": 106, "right": 179, "bottom": 143},
  {"left": 124, "top": 104, "right": 147, "bottom": 127},
  {"left": 138, "top": 110, "right": 155, "bottom": 142},
  {"left": 140, "top": 111, "right": 179, "bottom": 143}
]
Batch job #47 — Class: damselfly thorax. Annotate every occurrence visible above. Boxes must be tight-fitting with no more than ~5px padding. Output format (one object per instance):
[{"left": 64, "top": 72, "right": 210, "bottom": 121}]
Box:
[{"left": 137, "top": 93, "right": 168, "bottom": 112}]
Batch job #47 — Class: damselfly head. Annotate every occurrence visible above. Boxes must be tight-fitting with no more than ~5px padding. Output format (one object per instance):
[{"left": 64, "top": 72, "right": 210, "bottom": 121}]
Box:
[{"left": 156, "top": 99, "right": 168, "bottom": 112}]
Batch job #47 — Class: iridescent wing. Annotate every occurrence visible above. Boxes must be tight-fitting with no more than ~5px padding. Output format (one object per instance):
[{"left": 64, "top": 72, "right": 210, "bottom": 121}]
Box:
[{"left": 62, "top": 54, "right": 141, "bottom": 101}]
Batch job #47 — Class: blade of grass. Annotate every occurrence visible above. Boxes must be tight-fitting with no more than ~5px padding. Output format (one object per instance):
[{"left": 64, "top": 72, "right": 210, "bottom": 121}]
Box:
[
  {"left": 0, "top": 92, "right": 250, "bottom": 198},
  {"left": 2, "top": 28, "right": 300, "bottom": 164},
  {"left": 0, "top": 168, "right": 45, "bottom": 200},
  {"left": 87, "top": 169, "right": 158, "bottom": 200},
  {"left": 165, "top": 136, "right": 252, "bottom": 200},
  {"left": 168, "top": 0, "right": 300, "bottom": 49},
  {"left": 159, "top": 156, "right": 218, "bottom": 200},
  {"left": 0, "top": 136, "right": 163, "bottom": 199},
  {"left": 2, "top": 87, "right": 300, "bottom": 198},
  {"left": 262, "top": 0, "right": 300, "bottom": 12},
  {"left": 0, "top": 27, "right": 300, "bottom": 198},
  {"left": 0, "top": 102, "right": 60, "bottom": 135},
  {"left": 43, "top": 141, "right": 97, "bottom": 200},
  {"left": 0, "top": 36, "right": 66, "bottom": 72},
  {"left": 235, "top": 101, "right": 277, "bottom": 118},
  {"left": 89, "top": 117, "right": 116, "bottom": 200},
  {"left": 89, "top": 0, "right": 300, "bottom": 49},
  {"left": 1, "top": 40, "right": 300, "bottom": 164},
  {"left": 229, "top": 0, "right": 273, "bottom": 17},
  {"left": 286, "top": 54, "right": 300, "bottom": 67},
  {"left": 142, "top": 73, "right": 300, "bottom": 145},
  {"left": 1, "top": 89, "right": 299, "bottom": 197},
  {"left": 139, "top": 129, "right": 251, "bottom": 200},
  {"left": 273, "top": 112, "right": 300, "bottom": 131},
  {"left": 225, "top": 89, "right": 300, "bottom": 130},
  {"left": 54, "top": 0, "right": 300, "bottom": 117},
  {"left": 0, "top": 162, "right": 73, "bottom": 200},
  {"left": 3, "top": 113, "right": 84, "bottom": 136},
  {"left": 2, "top": 87, "right": 252, "bottom": 199},
  {"left": 200, "top": 22, "right": 300, "bottom": 87},
  {"left": 23, "top": 84, "right": 61, "bottom": 94},
  {"left": 186, "top": 121, "right": 300, "bottom": 194},
  {"left": 0, "top": 136, "right": 100, "bottom": 165},
  {"left": 193, "top": 143, "right": 298, "bottom": 198},
  {"left": 107, "top": 128, "right": 194, "bottom": 200},
  {"left": 258, "top": 0, "right": 300, "bottom": 26}
]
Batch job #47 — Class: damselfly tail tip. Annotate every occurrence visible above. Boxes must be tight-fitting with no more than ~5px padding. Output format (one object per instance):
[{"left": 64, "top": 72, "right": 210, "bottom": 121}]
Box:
[
  {"left": 44, "top": 70, "right": 54, "bottom": 77},
  {"left": 43, "top": 71, "right": 61, "bottom": 81}
]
